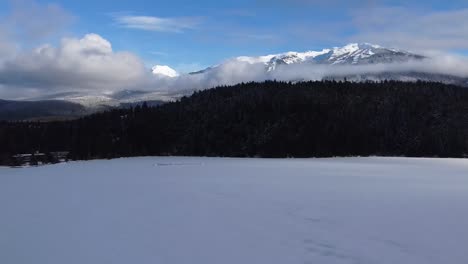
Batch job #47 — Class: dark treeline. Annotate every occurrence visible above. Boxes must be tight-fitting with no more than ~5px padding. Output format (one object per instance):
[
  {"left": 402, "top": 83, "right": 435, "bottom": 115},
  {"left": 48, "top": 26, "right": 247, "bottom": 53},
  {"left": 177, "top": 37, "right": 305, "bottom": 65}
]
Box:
[{"left": 1, "top": 80, "right": 468, "bottom": 165}]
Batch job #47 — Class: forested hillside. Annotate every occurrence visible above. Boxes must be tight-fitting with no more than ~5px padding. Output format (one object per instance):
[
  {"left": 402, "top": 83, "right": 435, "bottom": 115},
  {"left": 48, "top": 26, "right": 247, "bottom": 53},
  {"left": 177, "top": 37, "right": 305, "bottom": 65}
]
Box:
[{"left": 1, "top": 80, "right": 467, "bottom": 165}]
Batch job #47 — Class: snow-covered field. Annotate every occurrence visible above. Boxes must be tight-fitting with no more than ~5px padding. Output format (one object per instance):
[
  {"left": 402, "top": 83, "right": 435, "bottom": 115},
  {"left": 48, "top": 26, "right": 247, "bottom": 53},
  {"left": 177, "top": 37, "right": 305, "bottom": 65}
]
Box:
[{"left": 1, "top": 157, "right": 467, "bottom": 264}]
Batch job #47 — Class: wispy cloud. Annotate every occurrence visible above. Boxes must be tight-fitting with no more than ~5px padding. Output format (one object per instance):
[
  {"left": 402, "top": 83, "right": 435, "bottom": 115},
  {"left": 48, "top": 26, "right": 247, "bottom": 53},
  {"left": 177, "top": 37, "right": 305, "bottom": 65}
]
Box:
[
  {"left": 113, "top": 15, "right": 203, "bottom": 33},
  {"left": 0, "top": 26, "right": 16, "bottom": 59},
  {"left": 143, "top": 53, "right": 468, "bottom": 99},
  {"left": 256, "top": 0, "right": 380, "bottom": 8},
  {"left": 350, "top": 8, "right": 468, "bottom": 51},
  {"left": 228, "top": 33, "right": 280, "bottom": 42},
  {"left": 149, "top": 51, "right": 169, "bottom": 56},
  {"left": 223, "top": 9, "right": 257, "bottom": 17},
  {"left": 1, "top": 0, "right": 75, "bottom": 48},
  {"left": 252, "top": 0, "right": 468, "bottom": 52}
]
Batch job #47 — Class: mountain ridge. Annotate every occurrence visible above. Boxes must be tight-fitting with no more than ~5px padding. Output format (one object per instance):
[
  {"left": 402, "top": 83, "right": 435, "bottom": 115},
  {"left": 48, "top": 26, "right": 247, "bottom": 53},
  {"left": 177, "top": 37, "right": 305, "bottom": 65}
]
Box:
[
  {"left": 186, "top": 43, "right": 426, "bottom": 74},
  {"left": 2, "top": 43, "right": 467, "bottom": 120}
]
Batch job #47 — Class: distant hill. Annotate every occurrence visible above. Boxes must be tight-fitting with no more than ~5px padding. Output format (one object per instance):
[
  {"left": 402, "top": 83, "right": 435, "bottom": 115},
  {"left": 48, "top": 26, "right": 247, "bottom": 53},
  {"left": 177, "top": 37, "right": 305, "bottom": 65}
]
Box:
[
  {"left": 0, "top": 99, "right": 166, "bottom": 121},
  {"left": 0, "top": 99, "right": 87, "bottom": 121},
  {"left": 1, "top": 80, "right": 467, "bottom": 165}
]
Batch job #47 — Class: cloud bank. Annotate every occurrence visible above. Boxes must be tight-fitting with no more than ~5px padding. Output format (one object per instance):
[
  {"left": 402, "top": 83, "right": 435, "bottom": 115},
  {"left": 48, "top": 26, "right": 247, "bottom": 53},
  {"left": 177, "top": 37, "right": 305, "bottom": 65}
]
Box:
[
  {"left": 1, "top": 0, "right": 468, "bottom": 101},
  {"left": 351, "top": 8, "right": 468, "bottom": 51},
  {"left": 113, "top": 15, "right": 203, "bottom": 33},
  {"left": 2, "top": 0, "right": 74, "bottom": 45},
  {"left": 254, "top": 1, "right": 468, "bottom": 52},
  {"left": 0, "top": 34, "right": 148, "bottom": 99},
  {"left": 151, "top": 55, "right": 468, "bottom": 98},
  {"left": 1, "top": 32, "right": 468, "bottom": 100}
]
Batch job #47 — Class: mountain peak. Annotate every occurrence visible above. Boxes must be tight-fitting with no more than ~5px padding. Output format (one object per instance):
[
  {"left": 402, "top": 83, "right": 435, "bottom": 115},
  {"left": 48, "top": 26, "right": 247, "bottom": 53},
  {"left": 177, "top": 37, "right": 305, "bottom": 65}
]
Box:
[
  {"left": 181, "top": 43, "right": 425, "bottom": 75},
  {"left": 331, "top": 43, "right": 382, "bottom": 58},
  {"left": 152, "top": 65, "right": 179, "bottom": 78}
]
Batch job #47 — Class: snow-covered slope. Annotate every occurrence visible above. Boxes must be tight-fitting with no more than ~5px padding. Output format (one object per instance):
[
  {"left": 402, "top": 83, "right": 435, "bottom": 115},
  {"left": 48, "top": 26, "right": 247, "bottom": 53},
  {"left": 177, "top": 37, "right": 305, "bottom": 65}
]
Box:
[
  {"left": 228, "top": 43, "right": 424, "bottom": 72},
  {"left": 1, "top": 157, "right": 468, "bottom": 264},
  {"left": 14, "top": 43, "right": 463, "bottom": 111},
  {"left": 152, "top": 65, "right": 179, "bottom": 78},
  {"left": 180, "top": 43, "right": 468, "bottom": 87}
]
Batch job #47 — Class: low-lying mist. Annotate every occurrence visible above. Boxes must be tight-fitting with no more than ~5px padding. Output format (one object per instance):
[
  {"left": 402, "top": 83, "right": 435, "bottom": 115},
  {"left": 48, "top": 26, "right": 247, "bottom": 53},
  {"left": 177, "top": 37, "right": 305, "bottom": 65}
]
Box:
[{"left": 151, "top": 54, "right": 468, "bottom": 98}]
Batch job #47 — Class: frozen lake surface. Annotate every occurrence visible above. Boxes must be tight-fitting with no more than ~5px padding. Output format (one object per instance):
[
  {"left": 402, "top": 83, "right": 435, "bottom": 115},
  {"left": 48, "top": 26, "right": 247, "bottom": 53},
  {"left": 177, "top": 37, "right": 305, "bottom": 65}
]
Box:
[{"left": 1, "top": 157, "right": 468, "bottom": 264}]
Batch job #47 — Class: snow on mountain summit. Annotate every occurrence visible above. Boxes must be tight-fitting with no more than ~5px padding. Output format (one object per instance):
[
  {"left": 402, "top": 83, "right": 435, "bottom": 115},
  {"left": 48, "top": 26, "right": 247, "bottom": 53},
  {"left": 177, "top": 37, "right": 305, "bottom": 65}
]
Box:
[
  {"left": 37, "top": 42, "right": 465, "bottom": 107},
  {"left": 235, "top": 49, "right": 331, "bottom": 71},
  {"left": 327, "top": 43, "right": 406, "bottom": 65},
  {"left": 218, "top": 43, "right": 424, "bottom": 72},
  {"left": 152, "top": 65, "right": 179, "bottom": 78},
  {"left": 161, "top": 43, "right": 424, "bottom": 76}
]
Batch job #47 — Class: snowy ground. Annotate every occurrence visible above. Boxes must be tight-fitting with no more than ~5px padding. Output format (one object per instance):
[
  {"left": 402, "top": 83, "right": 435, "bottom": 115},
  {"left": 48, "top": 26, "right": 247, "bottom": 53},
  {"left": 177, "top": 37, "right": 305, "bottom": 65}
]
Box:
[{"left": 1, "top": 157, "right": 468, "bottom": 264}]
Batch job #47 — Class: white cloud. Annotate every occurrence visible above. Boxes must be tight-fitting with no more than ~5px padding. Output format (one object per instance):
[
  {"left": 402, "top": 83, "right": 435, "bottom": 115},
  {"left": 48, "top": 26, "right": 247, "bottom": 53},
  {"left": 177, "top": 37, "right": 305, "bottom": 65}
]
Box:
[
  {"left": 1, "top": 0, "right": 467, "bottom": 101},
  {"left": 350, "top": 8, "right": 468, "bottom": 51},
  {"left": 257, "top": 0, "right": 380, "bottom": 8},
  {"left": 149, "top": 51, "right": 169, "bottom": 56},
  {"left": 0, "top": 27, "right": 16, "bottom": 60},
  {"left": 228, "top": 33, "right": 280, "bottom": 42},
  {"left": 3, "top": 0, "right": 75, "bottom": 45},
  {"left": 0, "top": 34, "right": 148, "bottom": 98},
  {"left": 1, "top": 33, "right": 468, "bottom": 101},
  {"left": 147, "top": 53, "right": 468, "bottom": 99},
  {"left": 0, "top": 0, "right": 76, "bottom": 63},
  {"left": 251, "top": 2, "right": 468, "bottom": 52},
  {"left": 114, "top": 15, "right": 203, "bottom": 33}
]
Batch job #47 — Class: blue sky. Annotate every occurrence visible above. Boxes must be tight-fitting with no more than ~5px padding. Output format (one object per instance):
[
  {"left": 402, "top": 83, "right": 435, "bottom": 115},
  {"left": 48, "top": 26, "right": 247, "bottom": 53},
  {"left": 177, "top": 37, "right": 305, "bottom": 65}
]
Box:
[
  {"left": 0, "top": 0, "right": 468, "bottom": 99},
  {"left": 1, "top": 0, "right": 468, "bottom": 73}
]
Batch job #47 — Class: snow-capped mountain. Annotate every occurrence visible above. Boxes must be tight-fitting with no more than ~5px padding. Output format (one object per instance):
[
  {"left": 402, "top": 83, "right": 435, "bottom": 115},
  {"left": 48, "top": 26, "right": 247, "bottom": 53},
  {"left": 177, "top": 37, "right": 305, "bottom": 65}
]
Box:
[
  {"left": 9, "top": 43, "right": 465, "bottom": 120},
  {"left": 193, "top": 43, "right": 425, "bottom": 73},
  {"left": 181, "top": 43, "right": 468, "bottom": 86},
  {"left": 152, "top": 65, "right": 179, "bottom": 78}
]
